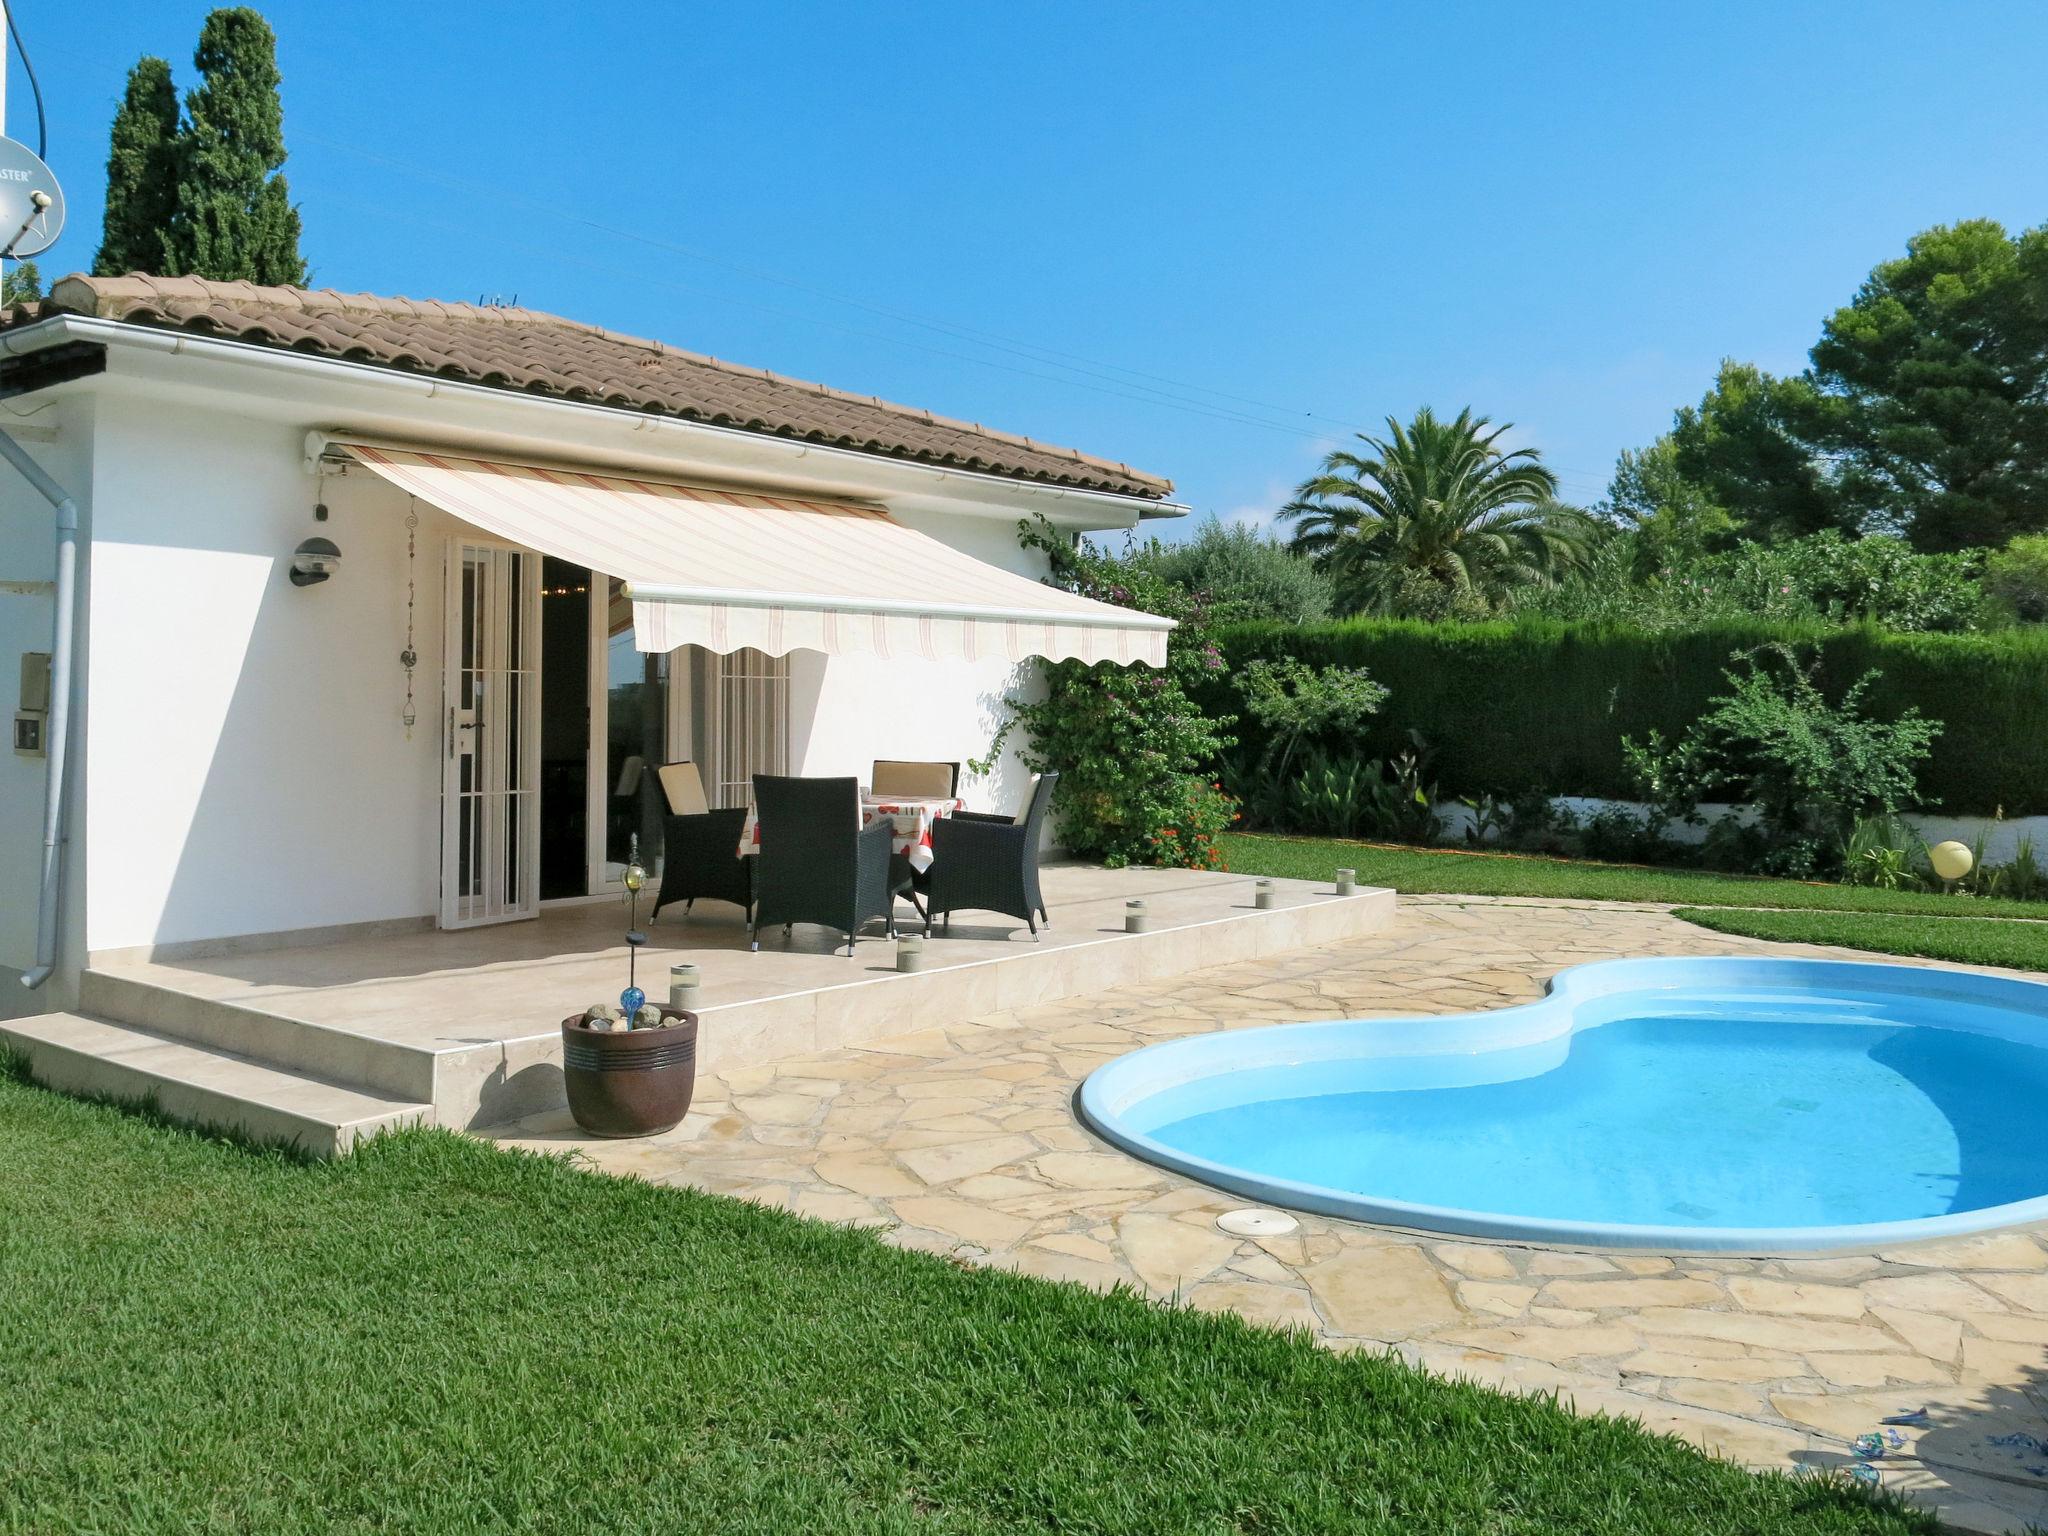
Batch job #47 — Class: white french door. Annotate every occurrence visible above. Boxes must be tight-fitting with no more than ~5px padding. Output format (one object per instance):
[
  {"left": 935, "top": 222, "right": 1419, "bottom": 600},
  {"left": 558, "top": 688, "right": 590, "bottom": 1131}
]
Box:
[{"left": 441, "top": 541, "right": 542, "bottom": 927}]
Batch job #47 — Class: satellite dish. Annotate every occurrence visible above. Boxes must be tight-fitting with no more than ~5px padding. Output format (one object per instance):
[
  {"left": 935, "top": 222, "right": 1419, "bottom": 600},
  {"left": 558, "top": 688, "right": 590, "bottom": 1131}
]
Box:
[{"left": 0, "top": 136, "right": 63, "bottom": 260}]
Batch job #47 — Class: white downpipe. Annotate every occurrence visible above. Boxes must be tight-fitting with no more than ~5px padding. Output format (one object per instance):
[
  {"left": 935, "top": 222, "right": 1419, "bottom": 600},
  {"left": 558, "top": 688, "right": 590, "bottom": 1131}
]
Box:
[{"left": 0, "top": 428, "right": 76, "bottom": 988}]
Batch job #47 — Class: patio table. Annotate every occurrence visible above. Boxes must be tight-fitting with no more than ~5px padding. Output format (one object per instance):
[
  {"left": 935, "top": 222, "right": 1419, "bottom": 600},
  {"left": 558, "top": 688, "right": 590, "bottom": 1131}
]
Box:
[{"left": 737, "top": 793, "right": 964, "bottom": 872}]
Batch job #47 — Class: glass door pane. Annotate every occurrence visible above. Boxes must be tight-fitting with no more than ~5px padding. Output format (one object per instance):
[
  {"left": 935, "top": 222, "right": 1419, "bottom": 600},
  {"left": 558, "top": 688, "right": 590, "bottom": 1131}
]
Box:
[
  {"left": 538, "top": 559, "right": 592, "bottom": 900},
  {"left": 604, "top": 577, "right": 668, "bottom": 879}
]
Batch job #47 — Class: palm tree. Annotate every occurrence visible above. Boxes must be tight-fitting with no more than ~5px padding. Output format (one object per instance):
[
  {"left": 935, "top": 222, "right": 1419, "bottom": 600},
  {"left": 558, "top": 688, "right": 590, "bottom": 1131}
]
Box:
[{"left": 1282, "top": 407, "right": 1596, "bottom": 616}]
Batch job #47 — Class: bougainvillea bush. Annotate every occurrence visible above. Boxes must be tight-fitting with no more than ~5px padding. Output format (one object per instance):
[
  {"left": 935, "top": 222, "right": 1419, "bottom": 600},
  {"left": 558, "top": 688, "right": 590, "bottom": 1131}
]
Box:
[{"left": 977, "top": 517, "right": 1238, "bottom": 869}]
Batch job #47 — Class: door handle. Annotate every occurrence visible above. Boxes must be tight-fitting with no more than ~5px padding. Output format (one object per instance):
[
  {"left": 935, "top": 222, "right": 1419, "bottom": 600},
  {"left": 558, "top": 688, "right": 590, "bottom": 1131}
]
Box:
[{"left": 448, "top": 708, "right": 482, "bottom": 760}]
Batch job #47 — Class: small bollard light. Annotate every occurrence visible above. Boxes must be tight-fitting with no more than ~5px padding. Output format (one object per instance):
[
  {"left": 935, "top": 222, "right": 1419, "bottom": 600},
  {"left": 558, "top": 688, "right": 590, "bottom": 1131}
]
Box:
[
  {"left": 1125, "top": 899, "right": 1149, "bottom": 934},
  {"left": 1254, "top": 878, "right": 1276, "bottom": 910},
  {"left": 896, "top": 933, "right": 926, "bottom": 974},
  {"left": 1335, "top": 867, "right": 1357, "bottom": 896},
  {"left": 1929, "top": 840, "right": 1974, "bottom": 886},
  {"left": 669, "top": 962, "right": 701, "bottom": 1013}
]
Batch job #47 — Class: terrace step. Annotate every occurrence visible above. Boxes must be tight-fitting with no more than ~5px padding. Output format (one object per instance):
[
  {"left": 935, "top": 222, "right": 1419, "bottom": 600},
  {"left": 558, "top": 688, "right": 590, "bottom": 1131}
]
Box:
[
  {"left": 0, "top": 1011, "right": 433, "bottom": 1157},
  {"left": 79, "top": 968, "right": 441, "bottom": 1104}
]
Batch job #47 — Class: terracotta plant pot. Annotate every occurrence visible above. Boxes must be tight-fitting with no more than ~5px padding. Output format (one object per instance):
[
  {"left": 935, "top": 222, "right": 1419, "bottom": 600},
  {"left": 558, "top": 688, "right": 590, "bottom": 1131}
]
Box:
[{"left": 560, "top": 1006, "right": 699, "bottom": 1138}]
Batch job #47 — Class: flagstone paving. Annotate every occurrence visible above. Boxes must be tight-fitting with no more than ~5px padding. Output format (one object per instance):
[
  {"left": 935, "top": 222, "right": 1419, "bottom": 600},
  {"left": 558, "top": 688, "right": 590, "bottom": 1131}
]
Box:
[{"left": 493, "top": 897, "right": 2048, "bottom": 1534}]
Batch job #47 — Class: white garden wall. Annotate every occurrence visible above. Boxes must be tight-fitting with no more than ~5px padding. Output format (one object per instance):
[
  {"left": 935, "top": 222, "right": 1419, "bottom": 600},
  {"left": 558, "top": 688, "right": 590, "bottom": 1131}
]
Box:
[{"left": 1435, "top": 795, "right": 2048, "bottom": 866}]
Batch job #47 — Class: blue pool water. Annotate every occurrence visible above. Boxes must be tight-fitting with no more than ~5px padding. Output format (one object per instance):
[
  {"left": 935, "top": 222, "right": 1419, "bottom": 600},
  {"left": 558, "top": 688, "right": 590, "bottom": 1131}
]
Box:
[{"left": 1078, "top": 958, "right": 2048, "bottom": 1250}]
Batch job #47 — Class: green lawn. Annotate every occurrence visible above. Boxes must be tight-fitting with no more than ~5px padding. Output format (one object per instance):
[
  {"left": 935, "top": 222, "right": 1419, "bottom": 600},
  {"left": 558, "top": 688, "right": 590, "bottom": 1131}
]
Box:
[
  {"left": 0, "top": 1065, "right": 1931, "bottom": 1536},
  {"left": 1221, "top": 832, "right": 2047, "bottom": 918},
  {"left": 1673, "top": 906, "right": 2048, "bottom": 971}
]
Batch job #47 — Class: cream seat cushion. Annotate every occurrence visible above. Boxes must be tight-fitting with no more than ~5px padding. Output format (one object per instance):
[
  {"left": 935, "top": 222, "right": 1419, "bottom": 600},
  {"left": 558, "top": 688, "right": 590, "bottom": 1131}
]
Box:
[
  {"left": 871, "top": 760, "right": 956, "bottom": 798},
  {"left": 1013, "top": 773, "right": 1043, "bottom": 825},
  {"left": 656, "top": 761, "right": 711, "bottom": 816}
]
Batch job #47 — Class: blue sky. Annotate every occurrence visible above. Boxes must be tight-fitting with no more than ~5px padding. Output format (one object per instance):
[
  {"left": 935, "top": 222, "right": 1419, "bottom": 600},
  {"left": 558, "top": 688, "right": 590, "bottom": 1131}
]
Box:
[{"left": 17, "top": 2, "right": 2048, "bottom": 529}]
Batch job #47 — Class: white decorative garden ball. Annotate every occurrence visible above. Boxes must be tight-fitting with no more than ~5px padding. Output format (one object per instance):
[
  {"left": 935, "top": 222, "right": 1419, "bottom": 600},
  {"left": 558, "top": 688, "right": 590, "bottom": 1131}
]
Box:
[{"left": 1929, "top": 840, "right": 1974, "bottom": 882}]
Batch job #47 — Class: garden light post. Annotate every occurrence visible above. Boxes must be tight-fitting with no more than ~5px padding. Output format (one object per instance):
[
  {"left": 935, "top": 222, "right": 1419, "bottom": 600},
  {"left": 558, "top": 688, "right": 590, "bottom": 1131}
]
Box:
[{"left": 1929, "top": 839, "right": 1974, "bottom": 891}]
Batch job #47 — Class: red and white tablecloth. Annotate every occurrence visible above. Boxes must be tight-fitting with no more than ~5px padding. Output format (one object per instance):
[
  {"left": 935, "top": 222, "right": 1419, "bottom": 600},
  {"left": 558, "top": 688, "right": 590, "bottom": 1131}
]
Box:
[{"left": 737, "top": 794, "right": 964, "bottom": 872}]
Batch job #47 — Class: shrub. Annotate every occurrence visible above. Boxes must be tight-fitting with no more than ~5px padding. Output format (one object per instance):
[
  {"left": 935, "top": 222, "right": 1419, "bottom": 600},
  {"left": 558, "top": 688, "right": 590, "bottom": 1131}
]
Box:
[
  {"left": 1743, "top": 532, "right": 1983, "bottom": 632},
  {"left": 1842, "top": 815, "right": 1920, "bottom": 891},
  {"left": 1200, "top": 617, "right": 2048, "bottom": 815},
  {"left": 2000, "top": 835, "right": 2048, "bottom": 901},
  {"left": 1514, "top": 530, "right": 1985, "bottom": 633},
  {"left": 1622, "top": 644, "right": 1940, "bottom": 876},
  {"left": 979, "top": 517, "right": 1236, "bottom": 869},
  {"left": 1577, "top": 805, "right": 1690, "bottom": 866},
  {"left": 1983, "top": 533, "right": 2048, "bottom": 624},
  {"left": 1281, "top": 742, "right": 1444, "bottom": 844},
  {"left": 1123, "top": 518, "right": 1333, "bottom": 625},
  {"left": 1237, "top": 658, "right": 1388, "bottom": 784},
  {"left": 1482, "top": 787, "right": 1580, "bottom": 854},
  {"left": 1292, "top": 750, "right": 1381, "bottom": 839}
]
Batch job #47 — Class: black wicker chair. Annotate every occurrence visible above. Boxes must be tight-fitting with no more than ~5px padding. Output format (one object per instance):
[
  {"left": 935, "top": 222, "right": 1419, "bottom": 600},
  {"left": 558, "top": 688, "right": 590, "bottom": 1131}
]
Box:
[
  {"left": 749, "top": 775, "right": 906, "bottom": 956},
  {"left": 648, "top": 762, "right": 753, "bottom": 922},
  {"left": 920, "top": 771, "right": 1058, "bottom": 939}
]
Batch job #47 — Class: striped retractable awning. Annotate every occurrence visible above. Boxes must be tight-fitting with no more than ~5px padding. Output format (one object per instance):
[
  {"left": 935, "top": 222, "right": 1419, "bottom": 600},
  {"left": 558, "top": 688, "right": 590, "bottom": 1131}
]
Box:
[{"left": 343, "top": 444, "right": 1171, "bottom": 666}]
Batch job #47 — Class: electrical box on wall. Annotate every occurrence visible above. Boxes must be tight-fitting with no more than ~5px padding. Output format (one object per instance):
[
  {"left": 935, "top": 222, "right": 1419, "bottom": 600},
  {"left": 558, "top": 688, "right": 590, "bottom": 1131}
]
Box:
[
  {"left": 19, "top": 651, "right": 50, "bottom": 713},
  {"left": 15, "top": 652, "right": 50, "bottom": 757}
]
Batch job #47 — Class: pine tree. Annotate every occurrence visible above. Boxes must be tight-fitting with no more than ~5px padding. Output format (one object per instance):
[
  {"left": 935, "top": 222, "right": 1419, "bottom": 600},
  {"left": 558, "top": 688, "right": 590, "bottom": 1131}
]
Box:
[
  {"left": 159, "top": 8, "right": 308, "bottom": 285},
  {"left": 93, "top": 57, "right": 180, "bottom": 276}
]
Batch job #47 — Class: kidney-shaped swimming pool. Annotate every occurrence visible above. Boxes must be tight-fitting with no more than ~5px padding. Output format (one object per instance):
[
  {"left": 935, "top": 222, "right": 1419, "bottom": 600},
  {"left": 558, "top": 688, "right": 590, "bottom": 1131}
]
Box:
[{"left": 1077, "top": 957, "right": 2048, "bottom": 1252}]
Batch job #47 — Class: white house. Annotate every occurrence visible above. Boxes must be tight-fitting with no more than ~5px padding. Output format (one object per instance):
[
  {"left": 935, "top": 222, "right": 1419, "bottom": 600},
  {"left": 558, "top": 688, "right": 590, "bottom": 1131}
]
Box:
[{"left": 0, "top": 274, "right": 1182, "bottom": 1010}]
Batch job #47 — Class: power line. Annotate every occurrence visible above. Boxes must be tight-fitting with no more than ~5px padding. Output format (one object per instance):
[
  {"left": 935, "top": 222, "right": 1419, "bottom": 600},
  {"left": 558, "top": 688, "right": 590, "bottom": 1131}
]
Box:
[{"left": 5, "top": 1, "right": 49, "bottom": 159}]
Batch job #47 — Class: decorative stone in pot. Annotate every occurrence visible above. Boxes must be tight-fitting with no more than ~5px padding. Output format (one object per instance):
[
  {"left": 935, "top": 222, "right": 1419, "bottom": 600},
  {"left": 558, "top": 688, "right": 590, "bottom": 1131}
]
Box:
[{"left": 560, "top": 1004, "right": 699, "bottom": 1138}]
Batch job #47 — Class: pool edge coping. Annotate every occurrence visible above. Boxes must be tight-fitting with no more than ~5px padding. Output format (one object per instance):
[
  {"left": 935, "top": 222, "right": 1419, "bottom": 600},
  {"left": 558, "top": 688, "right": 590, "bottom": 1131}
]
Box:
[{"left": 1076, "top": 954, "right": 2048, "bottom": 1256}]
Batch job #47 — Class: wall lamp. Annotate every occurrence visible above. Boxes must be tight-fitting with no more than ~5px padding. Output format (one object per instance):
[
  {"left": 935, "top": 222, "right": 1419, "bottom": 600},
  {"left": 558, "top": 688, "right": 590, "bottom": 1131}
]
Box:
[{"left": 289, "top": 536, "right": 342, "bottom": 587}]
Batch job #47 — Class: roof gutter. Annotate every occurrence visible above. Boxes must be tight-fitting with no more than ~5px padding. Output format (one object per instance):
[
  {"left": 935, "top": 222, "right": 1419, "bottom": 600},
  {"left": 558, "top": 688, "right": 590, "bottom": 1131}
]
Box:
[
  {"left": 1, "top": 314, "right": 1191, "bottom": 522},
  {"left": 0, "top": 428, "right": 78, "bottom": 990}
]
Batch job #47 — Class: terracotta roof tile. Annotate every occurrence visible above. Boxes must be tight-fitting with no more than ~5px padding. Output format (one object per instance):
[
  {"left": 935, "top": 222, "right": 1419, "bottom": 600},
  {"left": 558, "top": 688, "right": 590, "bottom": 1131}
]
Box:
[{"left": 18, "top": 274, "right": 1172, "bottom": 499}]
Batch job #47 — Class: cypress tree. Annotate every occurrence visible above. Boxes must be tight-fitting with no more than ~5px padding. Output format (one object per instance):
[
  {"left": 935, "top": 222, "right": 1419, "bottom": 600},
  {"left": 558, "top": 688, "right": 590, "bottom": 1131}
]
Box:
[
  {"left": 92, "top": 57, "right": 180, "bottom": 276},
  {"left": 160, "top": 8, "right": 308, "bottom": 285}
]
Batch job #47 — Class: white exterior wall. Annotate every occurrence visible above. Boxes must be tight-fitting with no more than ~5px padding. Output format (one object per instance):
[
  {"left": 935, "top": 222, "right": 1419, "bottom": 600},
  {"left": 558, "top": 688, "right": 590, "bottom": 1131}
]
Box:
[
  {"left": 0, "top": 401, "right": 94, "bottom": 1010},
  {"left": 58, "top": 361, "right": 1131, "bottom": 956},
  {"left": 83, "top": 402, "right": 455, "bottom": 952},
  {"left": 787, "top": 507, "right": 1048, "bottom": 814}
]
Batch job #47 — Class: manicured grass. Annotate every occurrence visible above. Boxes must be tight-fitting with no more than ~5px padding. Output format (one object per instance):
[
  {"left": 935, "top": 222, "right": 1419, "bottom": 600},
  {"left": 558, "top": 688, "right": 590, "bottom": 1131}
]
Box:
[
  {"left": 0, "top": 1066, "right": 1932, "bottom": 1535},
  {"left": 1674, "top": 906, "right": 2048, "bottom": 972},
  {"left": 1221, "top": 832, "right": 2048, "bottom": 918}
]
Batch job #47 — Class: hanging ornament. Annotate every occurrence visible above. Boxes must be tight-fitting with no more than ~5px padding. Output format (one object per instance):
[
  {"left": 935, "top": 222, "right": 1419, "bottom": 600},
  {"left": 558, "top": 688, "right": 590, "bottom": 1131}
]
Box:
[{"left": 399, "top": 501, "right": 420, "bottom": 736}]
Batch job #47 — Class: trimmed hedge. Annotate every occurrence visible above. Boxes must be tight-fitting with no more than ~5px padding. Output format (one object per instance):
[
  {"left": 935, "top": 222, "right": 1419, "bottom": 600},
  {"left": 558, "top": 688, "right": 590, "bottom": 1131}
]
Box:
[{"left": 1199, "top": 618, "right": 2048, "bottom": 816}]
